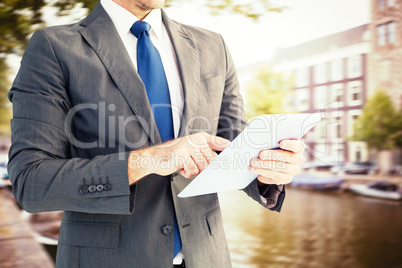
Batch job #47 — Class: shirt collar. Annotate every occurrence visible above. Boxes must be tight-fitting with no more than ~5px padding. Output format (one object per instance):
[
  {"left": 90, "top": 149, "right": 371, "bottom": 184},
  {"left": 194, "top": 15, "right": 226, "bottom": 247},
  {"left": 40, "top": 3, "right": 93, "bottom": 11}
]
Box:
[
  {"left": 143, "top": 8, "right": 163, "bottom": 40},
  {"left": 101, "top": 0, "right": 163, "bottom": 40}
]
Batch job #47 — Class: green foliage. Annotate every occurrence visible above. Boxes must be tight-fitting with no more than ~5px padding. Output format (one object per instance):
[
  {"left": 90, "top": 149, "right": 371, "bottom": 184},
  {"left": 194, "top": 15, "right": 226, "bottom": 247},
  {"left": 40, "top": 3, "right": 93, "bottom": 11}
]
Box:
[
  {"left": 246, "top": 66, "right": 293, "bottom": 117},
  {"left": 51, "top": 0, "right": 98, "bottom": 13},
  {"left": 0, "top": 0, "right": 47, "bottom": 56},
  {"left": 392, "top": 108, "right": 402, "bottom": 149},
  {"left": 0, "top": 0, "right": 283, "bottom": 62},
  {"left": 0, "top": 58, "right": 12, "bottom": 134},
  {"left": 352, "top": 90, "right": 401, "bottom": 150},
  {"left": 206, "top": 0, "right": 285, "bottom": 20}
]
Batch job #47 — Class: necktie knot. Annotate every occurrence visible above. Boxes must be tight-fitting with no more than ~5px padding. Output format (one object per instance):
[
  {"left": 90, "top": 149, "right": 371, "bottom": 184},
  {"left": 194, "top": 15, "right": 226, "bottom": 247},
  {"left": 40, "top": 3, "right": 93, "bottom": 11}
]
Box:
[{"left": 130, "top": 21, "right": 151, "bottom": 38}]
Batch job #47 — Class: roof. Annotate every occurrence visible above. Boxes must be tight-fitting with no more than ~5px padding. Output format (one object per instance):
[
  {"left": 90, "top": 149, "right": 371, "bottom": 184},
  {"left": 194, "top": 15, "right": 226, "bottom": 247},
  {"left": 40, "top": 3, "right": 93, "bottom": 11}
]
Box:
[{"left": 274, "top": 24, "right": 369, "bottom": 61}]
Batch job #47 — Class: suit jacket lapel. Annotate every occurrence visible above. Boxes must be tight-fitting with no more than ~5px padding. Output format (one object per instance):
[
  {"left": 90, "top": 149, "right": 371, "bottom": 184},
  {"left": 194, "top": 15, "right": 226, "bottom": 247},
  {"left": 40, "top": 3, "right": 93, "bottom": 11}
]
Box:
[
  {"left": 78, "top": 3, "right": 162, "bottom": 145},
  {"left": 162, "top": 10, "right": 201, "bottom": 138}
]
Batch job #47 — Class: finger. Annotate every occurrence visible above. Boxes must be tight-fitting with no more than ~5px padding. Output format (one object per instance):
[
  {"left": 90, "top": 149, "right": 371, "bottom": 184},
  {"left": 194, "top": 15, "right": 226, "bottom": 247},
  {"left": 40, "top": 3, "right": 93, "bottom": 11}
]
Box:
[
  {"left": 200, "top": 147, "right": 216, "bottom": 164},
  {"left": 182, "top": 158, "right": 199, "bottom": 178},
  {"left": 257, "top": 175, "right": 293, "bottom": 185},
  {"left": 191, "top": 151, "right": 209, "bottom": 173},
  {"left": 174, "top": 148, "right": 188, "bottom": 170},
  {"left": 207, "top": 135, "right": 230, "bottom": 151},
  {"left": 180, "top": 168, "right": 188, "bottom": 178},
  {"left": 259, "top": 150, "right": 305, "bottom": 164},
  {"left": 256, "top": 175, "right": 276, "bottom": 185},
  {"left": 250, "top": 158, "right": 300, "bottom": 174},
  {"left": 279, "top": 139, "right": 305, "bottom": 154},
  {"left": 249, "top": 166, "right": 293, "bottom": 184}
]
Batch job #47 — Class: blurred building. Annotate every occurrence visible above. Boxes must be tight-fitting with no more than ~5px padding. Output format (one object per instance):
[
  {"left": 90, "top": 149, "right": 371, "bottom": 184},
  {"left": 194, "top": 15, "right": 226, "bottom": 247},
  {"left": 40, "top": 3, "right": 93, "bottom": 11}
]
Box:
[
  {"left": 369, "top": 0, "right": 402, "bottom": 170},
  {"left": 237, "top": 0, "right": 402, "bottom": 168},
  {"left": 369, "top": 0, "right": 402, "bottom": 108},
  {"left": 273, "top": 25, "right": 371, "bottom": 163}
]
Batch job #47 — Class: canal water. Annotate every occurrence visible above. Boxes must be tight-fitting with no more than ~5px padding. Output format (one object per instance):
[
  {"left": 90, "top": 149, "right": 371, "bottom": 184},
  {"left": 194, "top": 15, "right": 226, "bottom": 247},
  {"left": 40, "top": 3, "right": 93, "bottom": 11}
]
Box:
[{"left": 219, "top": 188, "right": 402, "bottom": 268}]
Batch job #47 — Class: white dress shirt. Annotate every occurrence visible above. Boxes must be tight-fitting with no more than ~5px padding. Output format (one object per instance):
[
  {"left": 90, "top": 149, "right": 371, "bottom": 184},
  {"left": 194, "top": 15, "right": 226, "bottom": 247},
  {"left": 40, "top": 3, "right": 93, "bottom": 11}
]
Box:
[
  {"left": 100, "top": 0, "right": 184, "bottom": 138},
  {"left": 100, "top": 1, "right": 185, "bottom": 264}
]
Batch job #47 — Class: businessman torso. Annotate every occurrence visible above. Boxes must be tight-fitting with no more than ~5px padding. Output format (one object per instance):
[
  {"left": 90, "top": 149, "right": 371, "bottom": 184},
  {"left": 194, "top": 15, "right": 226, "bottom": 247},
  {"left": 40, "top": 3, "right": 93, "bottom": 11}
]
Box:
[{"left": 9, "top": 2, "right": 260, "bottom": 267}]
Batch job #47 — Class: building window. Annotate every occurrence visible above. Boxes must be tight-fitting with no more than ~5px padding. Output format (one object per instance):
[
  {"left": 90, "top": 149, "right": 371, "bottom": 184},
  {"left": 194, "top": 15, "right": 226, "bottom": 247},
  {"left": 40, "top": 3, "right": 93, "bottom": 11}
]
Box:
[
  {"left": 331, "top": 60, "right": 343, "bottom": 81},
  {"left": 296, "top": 67, "right": 309, "bottom": 87},
  {"left": 333, "top": 144, "right": 344, "bottom": 162},
  {"left": 352, "top": 92, "right": 359, "bottom": 101},
  {"left": 314, "top": 86, "right": 327, "bottom": 109},
  {"left": 388, "top": 22, "right": 396, "bottom": 44},
  {"left": 336, "top": 124, "right": 342, "bottom": 138},
  {"left": 377, "top": 22, "right": 396, "bottom": 46},
  {"left": 296, "top": 88, "right": 309, "bottom": 111},
  {"left": 336, "top": 93, "right": 342, "bottom": 102},
  {"left": 332, "top": 114, "right": 343, "bottom": 140},
  {"left": 377, "top": 24, "right": 386, "bottom": 46},
  {"left": 318, "top": 123, "right": 326, "bottom": 139},
  {"left": 331, "top": 84, "right": 344, "bottom": 106},
  {"left": 348, "top": 55, "right": 362, "bottom": 78},
  {"left": 314, "top": 63, "right": 327, "bottom": 84},
  {"left": 283, "top": 92, "right": 295, "bottom": 113},
  {"left": 314, "top": 143, "right": 327, "bottom": 156},
  {"left": 347, "top": 81, "right": 362, "bottom": 106},
  {"left": 378, "top": 0, "right": 386, "bottom": 9},
  {"left": 356, "top": 150, "right": 361, "bottom": 161},
  {"left": 348, "top": 110, "right": 362, "bottom": 137},
  {"left": 314, "top": 121, "right": 326, "bottom": 141}
]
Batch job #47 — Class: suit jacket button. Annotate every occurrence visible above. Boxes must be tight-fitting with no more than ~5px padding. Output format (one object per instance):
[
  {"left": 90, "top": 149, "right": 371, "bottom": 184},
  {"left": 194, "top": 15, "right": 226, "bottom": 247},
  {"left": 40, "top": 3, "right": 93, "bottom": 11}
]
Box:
[
  {"left": 88, "top": 185, "right": 97, "bottom": 193},
  {"left": 79, "top": 185, "right": 88, "bottom": 194},
  {"left": 104, "top": 184, "right": 111, "bottom": 191},
  {"left": 96, "top": 184, "right": 104, "bottom": 192},
  {"left": 162, "top": 225, "right": 173, "bottom": 235}
]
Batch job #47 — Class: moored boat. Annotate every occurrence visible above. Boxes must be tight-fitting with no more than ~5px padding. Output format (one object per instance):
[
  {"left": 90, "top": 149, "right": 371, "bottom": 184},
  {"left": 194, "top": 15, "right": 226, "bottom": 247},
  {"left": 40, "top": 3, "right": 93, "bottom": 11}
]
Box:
[
  {"left": 21, "top": 211, "right": 63, "bottom": 245},
  {"left": 291, "top": 174, "right": 344, "bottom": 191},
  {"left": 349, "top": 182, "right": 402, "bottom": 200},
  {"left": 0, "top": 164, "right": 11, "bottom": 188}
]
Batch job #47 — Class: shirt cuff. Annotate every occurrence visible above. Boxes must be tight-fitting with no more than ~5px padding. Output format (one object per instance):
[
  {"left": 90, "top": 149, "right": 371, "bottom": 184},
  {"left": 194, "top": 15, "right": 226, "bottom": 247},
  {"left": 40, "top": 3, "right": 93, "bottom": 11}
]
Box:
[{"left": 258, "top": 184, "right": 286, "bottom": 212}]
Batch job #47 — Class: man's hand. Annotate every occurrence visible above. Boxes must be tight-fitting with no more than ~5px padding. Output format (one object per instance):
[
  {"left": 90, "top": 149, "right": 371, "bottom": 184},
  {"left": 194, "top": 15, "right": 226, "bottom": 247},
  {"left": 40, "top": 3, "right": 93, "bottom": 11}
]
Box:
[
  {"left": 249, "top": 139, "right": 305, "bottom": 185},
  {"left": 128, "top": 132, "right": 230, "bottom": 185}
]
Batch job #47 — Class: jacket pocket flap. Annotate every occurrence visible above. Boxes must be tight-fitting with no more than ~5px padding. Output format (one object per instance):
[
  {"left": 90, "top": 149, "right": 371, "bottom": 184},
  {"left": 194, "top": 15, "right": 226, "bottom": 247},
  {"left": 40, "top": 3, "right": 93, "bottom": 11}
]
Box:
[
  {"left": 59, "top": 222, "right": 120, "bottom": 248},
  {"left": 200, "top": 74, "right": 224, "bottom": 93}
]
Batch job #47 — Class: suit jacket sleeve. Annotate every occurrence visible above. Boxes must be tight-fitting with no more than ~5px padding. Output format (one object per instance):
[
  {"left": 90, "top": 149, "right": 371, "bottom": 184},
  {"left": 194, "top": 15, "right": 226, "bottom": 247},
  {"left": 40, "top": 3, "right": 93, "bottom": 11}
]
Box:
[
  {"left": 217, "top": 35, "right": 285, "bottom": 212},
  {"left": 8, "top": 30, "right": 135, "bottom": 215}
]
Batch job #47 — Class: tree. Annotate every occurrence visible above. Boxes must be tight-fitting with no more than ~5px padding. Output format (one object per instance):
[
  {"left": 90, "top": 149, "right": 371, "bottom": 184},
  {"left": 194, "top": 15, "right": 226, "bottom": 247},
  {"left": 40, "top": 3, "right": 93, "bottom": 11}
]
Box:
[
  {"left": 352, "top": 90, "right": 400, "bottom": 151},
  {"left": 392, "top": 108, "right": 402, "bottom": 149},
  {"left": 0, "top": 58, "right": 11, "bottom": 134},
  {"left": 206, "top": 0, "right": 284, "bottom": 19},
  {"left": 245, "top": 66, "right": 293, "bottom": 117},
  {"left": 0, "top": 0, "right": 284, "bottom": 62}
]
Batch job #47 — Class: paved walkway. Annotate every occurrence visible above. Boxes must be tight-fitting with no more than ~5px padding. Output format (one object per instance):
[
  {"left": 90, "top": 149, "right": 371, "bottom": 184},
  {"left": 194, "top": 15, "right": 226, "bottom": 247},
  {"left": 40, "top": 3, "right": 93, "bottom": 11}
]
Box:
[{"left": 0, "top": 189, "right": 54, "bottom": 268}]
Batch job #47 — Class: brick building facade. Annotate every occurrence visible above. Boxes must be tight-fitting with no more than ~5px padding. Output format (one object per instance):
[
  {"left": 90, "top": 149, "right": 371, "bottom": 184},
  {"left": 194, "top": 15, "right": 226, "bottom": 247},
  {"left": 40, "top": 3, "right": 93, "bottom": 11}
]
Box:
[
  {"left": 273, "top": 25, "right": 371, "bottom": 163},
  {"left": 369, "top": 0, "right": 402, "bottom": 108},
  {"left": 238, "top": 0, "right": 402, "bottom": 168}
]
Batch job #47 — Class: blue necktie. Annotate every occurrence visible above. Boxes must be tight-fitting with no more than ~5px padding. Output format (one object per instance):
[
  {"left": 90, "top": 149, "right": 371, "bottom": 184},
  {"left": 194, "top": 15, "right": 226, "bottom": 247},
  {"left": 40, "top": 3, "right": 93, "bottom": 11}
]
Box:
[{"left": 130, "top": 21, "right": 182, "bottom": 258}]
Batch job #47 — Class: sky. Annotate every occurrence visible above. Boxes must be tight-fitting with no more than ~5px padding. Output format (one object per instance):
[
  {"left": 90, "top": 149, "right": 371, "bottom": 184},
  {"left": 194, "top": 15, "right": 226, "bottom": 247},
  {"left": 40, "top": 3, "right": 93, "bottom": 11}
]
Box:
[
  {"left": 7, "top": 0, "right": 370, "bottom": 74},
  {"left": 166, "top": 0, "right": 371, "bottom": 67}
]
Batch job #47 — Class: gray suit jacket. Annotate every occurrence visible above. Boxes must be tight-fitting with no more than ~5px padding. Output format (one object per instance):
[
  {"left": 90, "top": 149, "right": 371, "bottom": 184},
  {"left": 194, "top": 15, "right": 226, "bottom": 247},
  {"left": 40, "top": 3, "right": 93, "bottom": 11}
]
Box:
[{"left": 8, "top": 3, "right": 285, "bottom": 267}]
